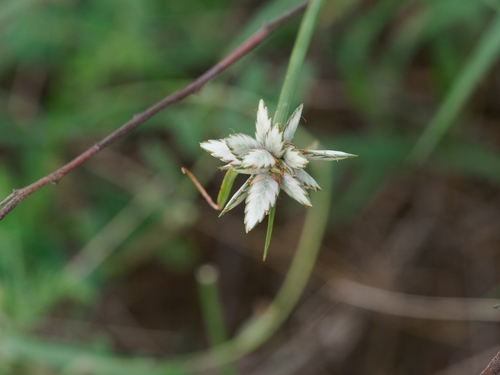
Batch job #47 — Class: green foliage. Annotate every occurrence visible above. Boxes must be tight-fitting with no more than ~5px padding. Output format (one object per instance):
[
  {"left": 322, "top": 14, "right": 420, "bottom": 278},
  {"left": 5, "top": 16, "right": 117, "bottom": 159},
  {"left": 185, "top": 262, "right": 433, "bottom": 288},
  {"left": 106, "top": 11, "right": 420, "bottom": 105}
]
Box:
[{"left": 1, "top": 0, "right": 500, "bottom": 373}]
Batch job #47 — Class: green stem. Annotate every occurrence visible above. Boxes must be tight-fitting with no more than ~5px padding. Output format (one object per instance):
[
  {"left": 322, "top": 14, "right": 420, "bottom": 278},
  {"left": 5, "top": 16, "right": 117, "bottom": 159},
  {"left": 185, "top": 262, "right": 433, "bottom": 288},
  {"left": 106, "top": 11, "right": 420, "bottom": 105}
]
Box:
[
  {"left": 196, "top": 265, "right": 239, "bottom": 375},
  {"left": 273, "top": 0, "right": 324, "bottom": 129},
  {"left": 263, "top": 203, "right": 276, "bottom": 261},
  {"left": 265, "top": 0, "right": 324, "bottom": 256}
]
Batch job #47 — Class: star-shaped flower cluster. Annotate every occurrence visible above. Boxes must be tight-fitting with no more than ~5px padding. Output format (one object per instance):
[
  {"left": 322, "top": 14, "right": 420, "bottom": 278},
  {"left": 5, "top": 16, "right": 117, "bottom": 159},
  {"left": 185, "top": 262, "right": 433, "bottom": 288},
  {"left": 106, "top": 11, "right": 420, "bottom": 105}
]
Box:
[{"left": 201, "top": 100, "right": 356, "bottom": 233}]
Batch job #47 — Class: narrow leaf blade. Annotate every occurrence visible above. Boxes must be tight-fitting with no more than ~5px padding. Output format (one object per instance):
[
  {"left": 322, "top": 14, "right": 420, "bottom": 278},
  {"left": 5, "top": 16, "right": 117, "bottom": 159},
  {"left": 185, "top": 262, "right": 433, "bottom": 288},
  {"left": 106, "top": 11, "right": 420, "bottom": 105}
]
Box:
[
  {"left": 217, "top": 169, "right": 239, "bottom": 208},
  {"left": 263, "top": 205, "right": 276, "bottom": 261}
]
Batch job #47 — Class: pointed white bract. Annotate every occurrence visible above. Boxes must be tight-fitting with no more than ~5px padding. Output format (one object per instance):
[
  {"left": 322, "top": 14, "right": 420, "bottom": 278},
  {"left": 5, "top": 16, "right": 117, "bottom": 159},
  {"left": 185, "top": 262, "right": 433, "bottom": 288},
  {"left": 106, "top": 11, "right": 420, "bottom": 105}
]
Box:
[
  {"left": 200, "top": 100, "right": 356, "bottom": 232},
  {"left": 226, "top": 134, "right": 261, "bottom": 157},
  {"left": 304, "top": 150, "right": 357, "bottom": 161},
  {"left": 293, "top": 168, "right": 321, "bottom": 191},
  {"left": 264, "top": 126, "right": 285, "bottom": 158},
  {"left": 255, "top": 99, "right": 271, "bottom": 144},
  {"left": 200, "top": 139, "right": 237, "bottom": 163},
  {"left": 281, "top": 172, "right": 311, "bottom": 207},
  {"left": 283, "top": 146, "right": 308, "bottom": 169},
  {"left": 244, "top": 174, "right": 279, "bottom": 232},
  {"left": 234, "top": 167, "right": 271, "bottom": 175},
  {"left": 241, "top": 149, "right": 275, "bottom": 169},
  {"left": 284, "top": 104, "right": 303, "bottom": 143},
  {"left": 219, "top": 176, "right": 253, "bottom": 216}
]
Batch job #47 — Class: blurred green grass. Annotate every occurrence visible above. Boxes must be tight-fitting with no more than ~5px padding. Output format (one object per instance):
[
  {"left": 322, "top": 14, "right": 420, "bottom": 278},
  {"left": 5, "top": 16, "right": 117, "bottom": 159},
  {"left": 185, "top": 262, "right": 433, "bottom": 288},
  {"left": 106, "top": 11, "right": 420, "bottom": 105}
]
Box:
[{"left": 1, "top": 0, "right": 500, "bottom": 374}]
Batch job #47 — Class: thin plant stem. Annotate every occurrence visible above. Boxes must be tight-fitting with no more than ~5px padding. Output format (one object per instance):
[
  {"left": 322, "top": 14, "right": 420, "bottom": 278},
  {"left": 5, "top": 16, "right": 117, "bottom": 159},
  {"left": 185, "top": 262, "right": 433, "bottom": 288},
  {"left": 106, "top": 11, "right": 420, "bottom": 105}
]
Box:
[
  {"left": 0, "top": 1, "right": 308, "bottom": 222},
  {"left": 273, "top": 0, "right": 323, "bottom": 128},
  {"left": 181, "top": 167, "right": 220, "bottom": 210},
  {"left": 196, "top": 264, "right": 239, "bottom": 375},
  {"left": 263, "top": 203, "right": 276, "bottom": 261},
  {"left": 264, "top": 0, "right": 324, "bottom": 257}
]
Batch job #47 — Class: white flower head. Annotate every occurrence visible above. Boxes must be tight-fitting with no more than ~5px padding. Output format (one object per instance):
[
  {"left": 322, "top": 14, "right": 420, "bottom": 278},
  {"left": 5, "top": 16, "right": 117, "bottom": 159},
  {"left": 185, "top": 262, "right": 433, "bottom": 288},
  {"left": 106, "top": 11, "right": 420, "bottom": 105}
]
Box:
[{"left": 201, "top": 100, "right": 357, "bottom": 233}]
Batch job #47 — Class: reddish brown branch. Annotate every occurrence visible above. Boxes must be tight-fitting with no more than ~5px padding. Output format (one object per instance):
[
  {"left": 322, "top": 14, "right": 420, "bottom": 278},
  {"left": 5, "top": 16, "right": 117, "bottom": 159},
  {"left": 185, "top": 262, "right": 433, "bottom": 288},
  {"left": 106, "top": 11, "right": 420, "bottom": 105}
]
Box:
[
  {"left": 181, "top": 168, "right": 220, "bottom": 210},
  {"left": 0, "top": 2, "right": 308, "bottom": 222},
  {"left": 481, "top": 351, "right": 500, "bottom": 375}
]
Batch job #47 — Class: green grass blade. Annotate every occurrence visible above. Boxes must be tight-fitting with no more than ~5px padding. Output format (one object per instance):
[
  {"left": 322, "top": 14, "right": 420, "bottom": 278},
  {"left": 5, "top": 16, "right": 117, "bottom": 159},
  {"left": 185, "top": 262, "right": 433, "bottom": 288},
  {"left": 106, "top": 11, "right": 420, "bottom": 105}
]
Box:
[
  {"left": 263, "top": 204, "right": 276, "bottom": 261},
  {"left": 408, "top": 12, "right": 500, "bottom": 165},
  {"left": 217, "top": 169, "right": 238, "bottom": 208}
]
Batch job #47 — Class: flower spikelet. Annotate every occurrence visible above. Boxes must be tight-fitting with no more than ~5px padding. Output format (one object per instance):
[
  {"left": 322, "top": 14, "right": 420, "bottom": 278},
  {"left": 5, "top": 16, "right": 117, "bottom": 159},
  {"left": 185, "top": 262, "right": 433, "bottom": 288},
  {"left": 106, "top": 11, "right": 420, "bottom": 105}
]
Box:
[{"left": 200, "top": 99, "right": 357, "bottom": 232}]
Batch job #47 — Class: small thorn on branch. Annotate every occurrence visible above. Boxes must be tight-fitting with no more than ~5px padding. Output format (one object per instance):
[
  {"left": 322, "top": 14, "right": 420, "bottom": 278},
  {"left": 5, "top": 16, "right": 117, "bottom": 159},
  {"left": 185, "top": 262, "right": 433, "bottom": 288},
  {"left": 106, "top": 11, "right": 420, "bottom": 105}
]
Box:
[{"left": 192, "top": 84, "right": 203, "bottom": 95}]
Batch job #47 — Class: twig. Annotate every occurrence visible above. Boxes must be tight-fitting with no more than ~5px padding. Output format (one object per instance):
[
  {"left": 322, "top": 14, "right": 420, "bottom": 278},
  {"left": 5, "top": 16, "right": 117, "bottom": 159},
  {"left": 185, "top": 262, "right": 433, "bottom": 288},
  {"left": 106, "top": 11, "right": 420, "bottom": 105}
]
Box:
[
  {"left": 181, "top": 167, "right": 220, "bottom": 210},
  {"left": 0, "top": 2, "right": 308, "bottom": 222},
  {"left": 327, "top": 278, "right": 500, "bottom": 321},
  {"left": 480, "top": 351, "right": 500, "bottom": 375}
]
